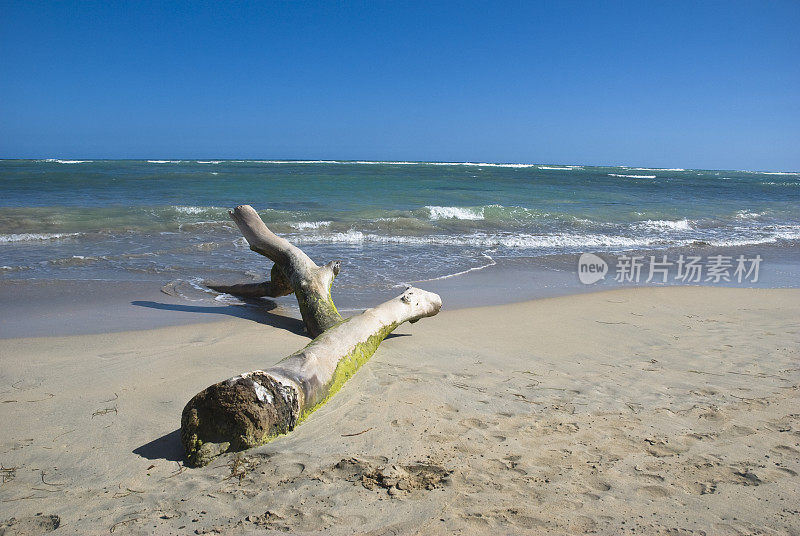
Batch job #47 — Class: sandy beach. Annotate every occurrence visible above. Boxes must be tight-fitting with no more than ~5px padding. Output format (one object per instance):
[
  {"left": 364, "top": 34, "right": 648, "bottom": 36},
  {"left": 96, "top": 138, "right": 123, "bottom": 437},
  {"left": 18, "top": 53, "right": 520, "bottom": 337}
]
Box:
[
  {"left": 1, "top": 286, "right": 798, "bottom": 535},
  {"left": 4, "top": 1, "right": 799, "bottom": 533}
]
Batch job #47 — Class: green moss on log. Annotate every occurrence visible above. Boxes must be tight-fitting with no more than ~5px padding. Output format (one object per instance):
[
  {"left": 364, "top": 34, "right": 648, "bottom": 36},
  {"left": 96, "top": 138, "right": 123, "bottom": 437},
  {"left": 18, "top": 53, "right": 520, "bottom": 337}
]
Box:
[
  {"left": 182, "top": 320, "right": 399, "bottom": 466},
  {"left": 298, "top": 321, "right": 398, "bottom": 424},
  {"left": 296, "top": 288, "right": 343, "bottom": 337}
]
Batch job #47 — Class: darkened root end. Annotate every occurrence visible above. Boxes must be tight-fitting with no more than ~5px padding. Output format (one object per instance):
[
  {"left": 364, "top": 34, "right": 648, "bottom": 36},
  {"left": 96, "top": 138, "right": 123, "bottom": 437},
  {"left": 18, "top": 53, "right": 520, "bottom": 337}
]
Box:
[{"left": 181, "top": 373, "right": 299, "bottom": 467}]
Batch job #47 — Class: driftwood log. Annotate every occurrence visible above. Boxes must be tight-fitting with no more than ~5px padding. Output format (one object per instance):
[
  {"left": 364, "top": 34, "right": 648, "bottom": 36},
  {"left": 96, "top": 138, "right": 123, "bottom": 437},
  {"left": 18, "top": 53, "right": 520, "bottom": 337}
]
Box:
[
  {"left": 206, "top": 204, "right": 343, "bottom": 337},
  {"left": 181, "top": 205, "right": 442, "bottom": 466}
]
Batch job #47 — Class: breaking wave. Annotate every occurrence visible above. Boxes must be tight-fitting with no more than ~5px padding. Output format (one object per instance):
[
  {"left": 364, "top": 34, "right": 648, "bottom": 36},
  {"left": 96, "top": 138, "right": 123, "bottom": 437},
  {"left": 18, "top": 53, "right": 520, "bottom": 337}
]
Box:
[
  {"left": 638, "top": 219, "right": 693, "bottom": 231},
  {"left": 292, "top": 221, "right": 332, "bottom": 230},
  {"left": 0, "top": 232, "right": 82, "bottom": 243},
  {"left": 171, "top": 205, "right": 221, "bottom": 215},
  {"left": 242, "top": 160, "right": 541, "bottom": 168},
  {"left": 426, "top": 206, "right": 485, "bottom": 220},
  {"left": 628, "top": 167, "right": 686, "bottom": 172},
  {"left": 291, "top": 231, "right": 664, "bottom": 249},
  {"left": 735, "top": 210, "right": 765, "bottom": 220},
  {"left": 538, "top": 166, "right": 581, "bottom": 170},
  {"left": 609, "top": 173, "right": 657, "bottom": 179}
]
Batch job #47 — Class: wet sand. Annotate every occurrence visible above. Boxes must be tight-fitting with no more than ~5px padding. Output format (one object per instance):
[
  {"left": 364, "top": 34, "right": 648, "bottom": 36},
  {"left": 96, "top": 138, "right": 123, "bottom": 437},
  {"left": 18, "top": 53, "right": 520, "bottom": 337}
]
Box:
[{"left": 0, "top": 287, "right": 799, "bottom": 535}]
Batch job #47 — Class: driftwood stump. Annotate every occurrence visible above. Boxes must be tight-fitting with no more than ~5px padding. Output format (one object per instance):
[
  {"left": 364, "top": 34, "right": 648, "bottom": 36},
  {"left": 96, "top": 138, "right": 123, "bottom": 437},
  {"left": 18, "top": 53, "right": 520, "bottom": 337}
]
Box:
[{"left": 181, "top": 205, "right": 442, "bottom": 466}]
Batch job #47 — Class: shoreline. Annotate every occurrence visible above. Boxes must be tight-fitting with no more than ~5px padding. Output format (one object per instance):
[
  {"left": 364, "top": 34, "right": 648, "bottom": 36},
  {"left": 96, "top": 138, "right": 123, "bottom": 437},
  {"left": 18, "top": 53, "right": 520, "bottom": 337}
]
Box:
[
  {"left": 3, "top": 241, "right": 800, "bottom": 339},
  {"left": 1, "top": 286, "right": 798, "bottom": 534}
]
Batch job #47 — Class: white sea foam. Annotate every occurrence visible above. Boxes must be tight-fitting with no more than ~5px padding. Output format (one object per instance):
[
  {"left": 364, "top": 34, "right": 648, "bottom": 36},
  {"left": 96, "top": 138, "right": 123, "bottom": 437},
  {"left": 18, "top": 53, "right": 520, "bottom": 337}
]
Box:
[
  {"left": 406, "top": 161, "right": 544, "bottom": 168},
  {"left": 175, "top": 277, "right": 241, "bottom": 303},
  {"left": 172, "top": 206, "right": 215, "bottom": 214},
  {"left": 147, "top": 160, "right": 183, "bottom": 163},
  {"left": 292, "top": 221, "right": 332, "bottom": 230},
  {"left": 426, "top": 206, "right": 485, "bottom": 220},
  {"left": 735, "top": 210, "right": 765, "bottom": 220},
  {"left": 245, "top": 160, "right": 542, "bottom": 168},
  {"left": 699, "top": 225, "right": 800, "bottom": 246},
  {"left": 0, "top": 232, "right": 82, "bottom": 243},
  {"left": 292, "top": 231, "right": 664, "bottom": 250},
  {"left": 630, "top": 167, "right": 686, "bottom": 172},
  {"left": 355, "top": 161, "right": 419, "bottom": 165},
  {"left": 249, "top": 160, "right": 342, "bottom": 164},
  {"left": 43, "top": 159, "right": 91, "bottom": 164},
  {"left": 46, "top": 255, "right": 103, "bottom": 267},
  {"left": 609, "top": 173, "right": 657, "bottom": 179},
  {"left": 639, "top": 219, "right": 693, "bottom": 231},
  {"left": 710, "top": 235, "right": 799, "bottom": 247},
  {"left": 538, "top": 166, "right": 581, "bottom": 170},
  {"left": 429, "top": 162, "right": 537, "bottom": 168},
  {"left": 196, "top": 160, "right": 222, "bottom": 164},
  {"left": 293, "top": 228, "right": 800, "bottom": 250},
  {"left": 412, "top": 253, "right": 497, "bottom": 282},
  {"left": 775, "top": 226, "right": 800, "bottom": 240}
]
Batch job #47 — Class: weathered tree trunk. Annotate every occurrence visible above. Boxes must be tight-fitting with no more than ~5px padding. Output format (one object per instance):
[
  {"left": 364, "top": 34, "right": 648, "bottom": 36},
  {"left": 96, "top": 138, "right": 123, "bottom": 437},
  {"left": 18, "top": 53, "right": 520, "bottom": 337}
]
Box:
[
  {"left": 182, "top": 287, "right": 441, "bottom": 466},
  {"left": 206, "top": 204, "right": 343, "bottom": 338},
  {"left": 181, "top": 205, "right": 442, "bottom": 466}
]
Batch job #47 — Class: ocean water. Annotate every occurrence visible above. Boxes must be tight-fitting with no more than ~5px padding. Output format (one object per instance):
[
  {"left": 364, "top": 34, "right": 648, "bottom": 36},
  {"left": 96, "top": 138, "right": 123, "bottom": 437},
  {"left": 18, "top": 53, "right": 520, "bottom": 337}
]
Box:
[{"left": 1, "top": 159, "right": 798, "bottom": 305}]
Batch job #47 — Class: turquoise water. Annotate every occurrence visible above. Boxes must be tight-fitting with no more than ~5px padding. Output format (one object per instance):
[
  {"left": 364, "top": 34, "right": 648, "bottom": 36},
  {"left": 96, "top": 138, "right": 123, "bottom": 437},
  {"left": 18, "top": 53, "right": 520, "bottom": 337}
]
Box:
[{"left": 1, "top": 159, "right": 798, "bottom": 300}]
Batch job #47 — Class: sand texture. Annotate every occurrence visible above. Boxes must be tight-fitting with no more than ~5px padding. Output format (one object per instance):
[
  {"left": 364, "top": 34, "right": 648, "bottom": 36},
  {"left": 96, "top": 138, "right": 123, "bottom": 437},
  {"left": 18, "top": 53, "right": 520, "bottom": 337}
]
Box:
[{"left": 0, "top": 287, "right": 798, "bottom": 535}]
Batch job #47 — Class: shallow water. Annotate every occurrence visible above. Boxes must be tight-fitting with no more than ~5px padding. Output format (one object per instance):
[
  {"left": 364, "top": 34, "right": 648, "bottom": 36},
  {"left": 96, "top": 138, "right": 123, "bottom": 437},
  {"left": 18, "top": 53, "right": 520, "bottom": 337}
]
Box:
[{"left": 1, "top": 159, "right": 798, "bottom": 304}]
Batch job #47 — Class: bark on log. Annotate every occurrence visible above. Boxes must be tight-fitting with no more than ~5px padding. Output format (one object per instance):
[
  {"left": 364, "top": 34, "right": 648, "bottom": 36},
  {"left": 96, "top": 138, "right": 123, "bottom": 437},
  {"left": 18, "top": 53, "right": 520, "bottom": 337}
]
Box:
[
  {"left": 206, "top": 204, "right": 343, "bottom": 337},
  {"left": 181, "top": 286, "right": 441, "bottom": 466},
  {"left": 181, "top": 205, "right": 442, "bottom": 466}
]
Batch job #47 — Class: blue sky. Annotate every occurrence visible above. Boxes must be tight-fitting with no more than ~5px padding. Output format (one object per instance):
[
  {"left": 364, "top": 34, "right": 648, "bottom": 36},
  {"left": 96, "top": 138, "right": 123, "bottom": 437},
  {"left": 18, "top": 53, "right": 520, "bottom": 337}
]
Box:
[{"left": 1, "top": 1, "right": 798, "bottom": 170}]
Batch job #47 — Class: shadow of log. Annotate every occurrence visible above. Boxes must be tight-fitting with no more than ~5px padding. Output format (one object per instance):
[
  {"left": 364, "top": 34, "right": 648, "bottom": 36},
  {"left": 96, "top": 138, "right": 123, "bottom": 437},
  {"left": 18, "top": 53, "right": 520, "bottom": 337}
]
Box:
[
  {"left": 131, "top": 300, "right": 307, "bottom": 336},
  {"left": 133, "top": 429, "right": 183, "bottom": 462}
]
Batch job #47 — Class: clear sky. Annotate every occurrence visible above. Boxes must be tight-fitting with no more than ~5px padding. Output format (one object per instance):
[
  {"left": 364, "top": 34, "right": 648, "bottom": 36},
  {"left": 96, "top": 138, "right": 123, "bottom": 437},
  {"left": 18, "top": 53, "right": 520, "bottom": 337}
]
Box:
[{"left": 1, "top": 1, "right": 798, "bottom": 170}]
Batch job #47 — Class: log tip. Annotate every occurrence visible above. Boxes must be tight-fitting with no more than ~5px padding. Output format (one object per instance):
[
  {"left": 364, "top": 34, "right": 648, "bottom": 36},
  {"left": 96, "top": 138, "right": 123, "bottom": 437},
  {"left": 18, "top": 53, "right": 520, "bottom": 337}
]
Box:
[{"left": 400, "top": 287, "right": 442, "bottom": 321}]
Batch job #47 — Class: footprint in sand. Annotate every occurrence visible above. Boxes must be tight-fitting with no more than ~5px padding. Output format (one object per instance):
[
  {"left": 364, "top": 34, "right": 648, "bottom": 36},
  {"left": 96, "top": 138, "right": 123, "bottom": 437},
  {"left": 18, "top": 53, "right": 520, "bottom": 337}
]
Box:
[
  {"left": 633, "top": 470, "right": 665, "bottom": 483},
  {"left": 9, "top": 378, "right": 45, "bottom": 391},
  {"left": 689, "top": 481, "right": 718, "bottom": 495},
  {"left": 459, "top": 417, "right": 494, "bottom": 430},
  {"left": 684, "top": 431, "right": 718, "bottom": 442},
  {"left": 271, "top": 461, "right": 306, "bottom": 480},
  {"left": 644, "top": 438, "right": 685, "bottom": 457},
  {"left": 462, "top": 509, "right": 548, "bottom": 529},
  {"left": 636, "top": 485, "right": 672, "bottom": 498},
  {"left": 538, "top": 421, "right": 579, "bottom": 435},
  {"left": 487, "top": 455, "right": 527, "bottom": 475},
  {"left": 244, "top": 506, "right": 338, "bottom": 532},
  {"left": 771, "top": 444, "right": 800, "bottom": 456},
  {"left": 584, "top": 478, "right": 612, "bottom": 492},
  {"left": 0, "top": 514, "right": 60, "bottom": 535}
]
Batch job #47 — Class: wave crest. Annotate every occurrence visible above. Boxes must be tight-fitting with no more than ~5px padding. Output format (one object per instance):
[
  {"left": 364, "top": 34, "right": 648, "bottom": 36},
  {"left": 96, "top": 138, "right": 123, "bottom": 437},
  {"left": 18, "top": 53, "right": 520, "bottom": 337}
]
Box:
[
  {"left": 292, "top": 221, "right": 332, "bottom": 230},
  {"left": 426, "top": 206, "right": 485, "bottom": 220},
  {"left": 638, "top": 219, "right": 693, "bottom": 231},
  {"left": 0, "top": 232, "right": 82, "bottom": 243},
  {"left": 609, "top": 173, "right": 657, "bottom": 179}
]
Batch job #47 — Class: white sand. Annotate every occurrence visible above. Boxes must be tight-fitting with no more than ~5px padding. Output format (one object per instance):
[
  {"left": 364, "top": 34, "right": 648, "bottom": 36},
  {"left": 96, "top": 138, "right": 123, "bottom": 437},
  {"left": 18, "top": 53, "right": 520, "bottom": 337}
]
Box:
[{"left": 1, "top": 287, "right": 798, "bottom": 535}]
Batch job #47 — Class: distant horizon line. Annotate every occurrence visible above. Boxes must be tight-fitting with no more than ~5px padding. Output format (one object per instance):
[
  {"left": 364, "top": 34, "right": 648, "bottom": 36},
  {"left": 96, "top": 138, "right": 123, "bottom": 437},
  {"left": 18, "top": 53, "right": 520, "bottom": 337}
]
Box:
[{"left": 0, "top": 157, "right": 798, "bottom": 174}]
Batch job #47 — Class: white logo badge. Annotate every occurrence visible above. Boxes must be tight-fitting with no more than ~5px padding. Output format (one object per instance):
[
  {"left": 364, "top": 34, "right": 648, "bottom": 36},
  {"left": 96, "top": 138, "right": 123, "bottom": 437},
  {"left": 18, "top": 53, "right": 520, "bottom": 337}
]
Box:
[{"left": 578, "top": 253, "right": 607, "bottom": 284}]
